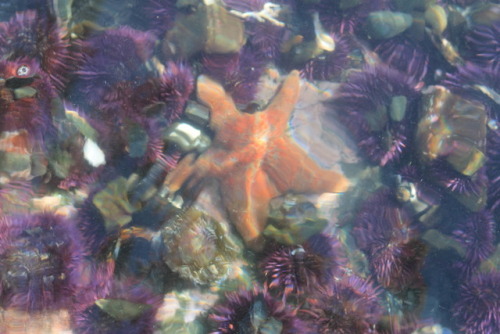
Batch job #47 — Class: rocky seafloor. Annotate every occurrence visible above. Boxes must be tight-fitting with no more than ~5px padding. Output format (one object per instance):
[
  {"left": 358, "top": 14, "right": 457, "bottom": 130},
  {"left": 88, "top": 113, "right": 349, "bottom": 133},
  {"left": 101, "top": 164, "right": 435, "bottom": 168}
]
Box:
[{"left": 0, "top": 0, "right": 498, "bottom": 333}]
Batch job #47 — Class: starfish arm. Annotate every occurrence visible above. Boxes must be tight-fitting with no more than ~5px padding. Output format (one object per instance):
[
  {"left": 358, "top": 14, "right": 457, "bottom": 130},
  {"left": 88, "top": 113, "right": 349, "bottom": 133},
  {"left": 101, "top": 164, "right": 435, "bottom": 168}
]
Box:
[
  {"left": 197, "top": 75, "right": 238, "bottom": 131},
  {"left": 204, "top": 145, "right": 261, "bottom": 173},
  {"left": 220, "top": 164, "right": 277, "bottom": 249},
  {"left": 265, "top": 70, "right": 301, "bottom": 133},
  {"left": 162, "top": 140, "right": 260, "bottom": 197},
  {"left": 163, "top": 151, "right": 218, "bottom": 194},
  {"left": 263, "top": 137, "right": 350, "bottom": 194},
  {"left": 162, "top": 152, "right": 199, "bottom": 193}
]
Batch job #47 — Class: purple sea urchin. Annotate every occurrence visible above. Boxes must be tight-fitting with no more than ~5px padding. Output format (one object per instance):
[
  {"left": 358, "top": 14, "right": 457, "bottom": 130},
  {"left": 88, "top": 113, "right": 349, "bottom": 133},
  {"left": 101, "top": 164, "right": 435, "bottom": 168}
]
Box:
[
  {"left": 427, "top": 159, "right": 488, "bottom": 197},
  {"left": 442, "top": 62, "right": 500, "bottom": 116},
  {"left": 261, "top": 234, "right": 346, "bottom": 299},
  {"left": 304, "top": 275, "right": 383, "bottom": 334},
  {"left": 102, "top": 62, "right": 191, "bottom": 163},
  {"left": 0, "top": 213, "right": 84, "bottom": 311},
  {"left": 201, "top": 45, "right": 267, "bottom": 105},
  {"left": 331, "top": 64, "right": 420, "bottom": 166},
  {"left": 453, "top": 210, "right": 496, "bottom": 278},
  {"left": 301, "top": 34, "right": 352, "bottom": 81},
  {"left": 143, "top": 0, "right": 177, "bottom": 35},
  {"left": 374, "top": 36, "right": 429, "bottom": 83},
  {"left": 76, "top": 193, "right": 113, "bottom": 257},
  {"left": 146, "top": 61, "right": 194, "bottom": 122},
  {"left": 0, "top": 10, "right": 74, "bottom": 92},
  {"left": 352, "top": 189, "right": 426, "bottom": 292},
  {"left": 446, "top": 62, "right": 500, "bottom": 93},
  {"left": 73, "top": 27, "right": 155, "bottom": 112},
  {"left": 486, "top": 129, "right": 500, "bottom": 217},
  {"left": 73, "top": 30, "right": 190, "bottom": 165},
  {"left": 465, "top": 22, "right": 500, "bottom": 67},
  {"left": 209, "top": 288, "right": 309, "bottom": 334},
  {"left": 453, "top": 271, "right": 500, "bottom": 334}
]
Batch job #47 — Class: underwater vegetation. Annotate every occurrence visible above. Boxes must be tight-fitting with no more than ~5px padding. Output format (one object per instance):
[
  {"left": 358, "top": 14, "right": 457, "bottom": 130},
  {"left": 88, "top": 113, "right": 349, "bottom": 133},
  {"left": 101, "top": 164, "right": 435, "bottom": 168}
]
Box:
[{"left": 0, "top": 0, "right": 498, "bottom": 333}]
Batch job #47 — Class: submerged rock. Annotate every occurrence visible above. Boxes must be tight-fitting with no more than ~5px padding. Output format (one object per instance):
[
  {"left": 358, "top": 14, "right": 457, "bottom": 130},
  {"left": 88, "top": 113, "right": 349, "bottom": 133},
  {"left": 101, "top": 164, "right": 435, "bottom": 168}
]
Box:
[
  {"left": 162, "top": 0, "right": 245, "bottom": 58},
  {"left": 264, "top": 194, "right": 328, "bottom": 245},
  {"left": 366, "top": 11, "right": 413, "bottom": 39},
  {"left": 417, "top": 86, "right": 487, "bottom": 177}
]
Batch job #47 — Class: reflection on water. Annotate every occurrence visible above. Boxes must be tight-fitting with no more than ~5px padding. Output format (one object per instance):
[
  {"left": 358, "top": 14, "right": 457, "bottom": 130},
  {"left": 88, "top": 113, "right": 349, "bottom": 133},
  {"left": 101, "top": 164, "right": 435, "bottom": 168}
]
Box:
[{"left": 0, "top": 0, "right": 498, "bottom": 333}]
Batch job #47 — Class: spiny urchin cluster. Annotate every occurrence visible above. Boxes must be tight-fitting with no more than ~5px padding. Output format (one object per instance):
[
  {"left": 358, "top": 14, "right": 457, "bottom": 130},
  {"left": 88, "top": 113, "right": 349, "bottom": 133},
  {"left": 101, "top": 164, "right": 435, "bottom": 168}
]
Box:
[
  {"left": 0, "top": 213, "right": 84, "bottom": 311},
  {"left": 331, "top": 64, "right": 420, "bottom": 166},
  {"left": 261, "top": 234, "right": 346, "bottom": 299},
  {"left": 453, "top": 271, "right": 500, "bottom": 334},
  {"left": 303, "top": 275, "right": 383, "bottom": 334},
  {"left": 208, "top": 288, "right": 310, "bottom": 334},
  {"left": 0, "top": 1, "right": 498, "bottom": 333},
  {"left": 452, "top": 210, "right": 496, "bottom": 278},
  {"left": 0, "top": 9, "right": 74, "bottom": 92},
  {"left": 352, "top": 189, "right": 426, "bottom": 292}
]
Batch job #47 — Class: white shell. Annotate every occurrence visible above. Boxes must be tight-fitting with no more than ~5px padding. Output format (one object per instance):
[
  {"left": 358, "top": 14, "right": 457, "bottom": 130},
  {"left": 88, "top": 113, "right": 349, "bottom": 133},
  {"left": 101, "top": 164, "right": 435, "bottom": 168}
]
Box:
[{"left": 83, "top": 138, "right": 106, "bottom": 167}]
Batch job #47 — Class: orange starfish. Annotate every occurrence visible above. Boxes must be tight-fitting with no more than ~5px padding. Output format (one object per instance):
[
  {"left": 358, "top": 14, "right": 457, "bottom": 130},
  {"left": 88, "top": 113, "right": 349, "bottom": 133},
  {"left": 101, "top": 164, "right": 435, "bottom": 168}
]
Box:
[{"left": 163, "top": 70, "right": 349, "bottom": 248}]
